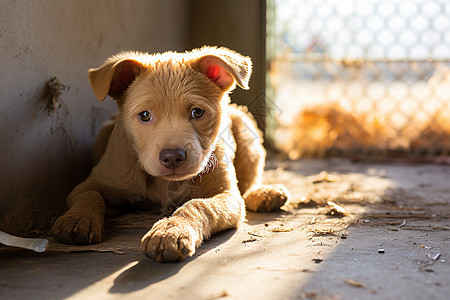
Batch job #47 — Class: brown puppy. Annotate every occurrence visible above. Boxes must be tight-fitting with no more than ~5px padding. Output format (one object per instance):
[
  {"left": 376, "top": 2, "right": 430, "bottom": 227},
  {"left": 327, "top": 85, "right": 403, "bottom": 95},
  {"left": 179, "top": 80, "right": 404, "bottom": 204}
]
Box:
[{"left": 51, "top": 46, "right": 290, "bottom": 262}]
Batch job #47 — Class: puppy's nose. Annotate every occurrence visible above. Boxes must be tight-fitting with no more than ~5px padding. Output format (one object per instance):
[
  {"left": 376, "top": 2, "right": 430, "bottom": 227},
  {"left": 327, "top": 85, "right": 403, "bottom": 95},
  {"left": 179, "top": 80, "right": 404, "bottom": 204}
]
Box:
[{"left": 159, "top": 149, "right": 186, "bottom": 169}]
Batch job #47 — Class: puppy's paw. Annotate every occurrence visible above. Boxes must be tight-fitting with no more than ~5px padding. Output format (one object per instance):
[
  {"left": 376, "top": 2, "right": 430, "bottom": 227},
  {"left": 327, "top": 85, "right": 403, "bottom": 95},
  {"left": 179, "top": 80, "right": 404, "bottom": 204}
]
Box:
[
  {"left": 244, "top": 184, "right": 290, "bottom": 212},
  {"left": 51, "top": 212, "right": 104, "bottom": 245},
  {"left": 141, "top": 217, "right": 199, "bottom": 262}
]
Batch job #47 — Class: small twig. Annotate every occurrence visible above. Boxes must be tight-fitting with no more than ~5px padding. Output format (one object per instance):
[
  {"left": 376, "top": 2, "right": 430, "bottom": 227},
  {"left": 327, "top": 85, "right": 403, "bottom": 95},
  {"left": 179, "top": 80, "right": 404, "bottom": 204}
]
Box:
[
  {"left": 242, "top": 237, "right": 258, "bottom": 243},
  {"left": 248, "top": 232, "right": 263, "bottom": 237},
  {"left": 271, "top": 227, "right": 294, "bottom": 232}
]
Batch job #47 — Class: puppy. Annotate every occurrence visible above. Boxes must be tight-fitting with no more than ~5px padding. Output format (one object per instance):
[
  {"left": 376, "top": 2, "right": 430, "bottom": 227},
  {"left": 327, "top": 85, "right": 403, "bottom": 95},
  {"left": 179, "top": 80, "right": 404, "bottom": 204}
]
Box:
[{"left": 51, "top": 46, "right": 290, "bottom": 262}]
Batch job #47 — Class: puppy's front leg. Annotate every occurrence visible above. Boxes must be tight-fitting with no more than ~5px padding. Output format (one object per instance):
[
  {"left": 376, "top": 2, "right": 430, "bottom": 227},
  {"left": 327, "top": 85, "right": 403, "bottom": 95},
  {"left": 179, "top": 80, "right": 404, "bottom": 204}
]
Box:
[
  {"left": 51, "top": 190, "right": 105, "bottom": 245},
  {"left": 141, "top": 192, "right": 245, "bottom": 262}
]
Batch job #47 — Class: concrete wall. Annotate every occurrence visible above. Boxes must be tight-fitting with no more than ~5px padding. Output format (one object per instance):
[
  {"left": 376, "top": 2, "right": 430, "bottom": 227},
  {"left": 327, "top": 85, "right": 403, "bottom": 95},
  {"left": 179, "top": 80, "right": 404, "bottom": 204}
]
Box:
[{"left": 0, "top": 0, "right": 189, "bottom": 235}]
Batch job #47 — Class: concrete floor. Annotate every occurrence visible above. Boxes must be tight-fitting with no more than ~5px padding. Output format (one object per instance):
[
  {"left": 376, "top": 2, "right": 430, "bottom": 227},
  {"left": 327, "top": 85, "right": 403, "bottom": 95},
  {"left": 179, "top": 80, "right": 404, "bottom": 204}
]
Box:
[{"left": 1, "top": 159, "right": 449, "bottom": 300}]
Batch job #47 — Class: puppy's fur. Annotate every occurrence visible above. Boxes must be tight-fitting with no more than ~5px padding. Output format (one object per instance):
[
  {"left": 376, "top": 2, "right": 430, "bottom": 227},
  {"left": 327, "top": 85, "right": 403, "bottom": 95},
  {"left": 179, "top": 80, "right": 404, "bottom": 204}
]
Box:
[{"left": 51, "top": 47, "right": 290, "bottom": 262}]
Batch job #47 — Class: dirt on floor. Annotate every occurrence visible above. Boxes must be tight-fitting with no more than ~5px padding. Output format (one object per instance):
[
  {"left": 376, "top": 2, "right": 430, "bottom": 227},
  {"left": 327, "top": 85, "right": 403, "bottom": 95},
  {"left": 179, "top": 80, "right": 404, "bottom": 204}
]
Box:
[{"left": 0, "top": 159, "right": 449, "bottom": 300}]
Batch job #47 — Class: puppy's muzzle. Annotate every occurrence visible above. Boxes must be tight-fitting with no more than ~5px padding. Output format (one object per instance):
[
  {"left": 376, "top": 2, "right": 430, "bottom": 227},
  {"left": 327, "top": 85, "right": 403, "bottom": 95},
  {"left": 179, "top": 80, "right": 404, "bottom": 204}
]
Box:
[{"left": 159, "top": 149, "right": 186, "bottom": 170}]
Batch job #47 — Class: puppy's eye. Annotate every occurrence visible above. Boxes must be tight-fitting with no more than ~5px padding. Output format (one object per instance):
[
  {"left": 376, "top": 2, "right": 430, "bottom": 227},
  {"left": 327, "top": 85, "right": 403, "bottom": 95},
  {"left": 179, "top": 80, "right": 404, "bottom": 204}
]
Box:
[
  {"left": 138, "top": 111, "right": 152, "bottom": 122},
  {"left": 191, "top": 108, "right": 205, "bottom": 119}
]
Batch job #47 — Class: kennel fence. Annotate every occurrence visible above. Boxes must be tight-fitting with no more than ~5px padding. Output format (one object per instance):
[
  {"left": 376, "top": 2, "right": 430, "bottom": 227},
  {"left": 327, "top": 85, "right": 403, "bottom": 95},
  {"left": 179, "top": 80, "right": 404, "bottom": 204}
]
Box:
[{"left": 268, "top": 0, "right": 450, "bottom": 161}]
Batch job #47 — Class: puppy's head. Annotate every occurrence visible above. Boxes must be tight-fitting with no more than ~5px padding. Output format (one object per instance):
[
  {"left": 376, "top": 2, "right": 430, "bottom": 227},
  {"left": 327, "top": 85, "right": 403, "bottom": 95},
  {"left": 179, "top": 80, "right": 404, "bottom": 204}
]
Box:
[{"left": 89, "top": 47, "right": 252, "bottom": 181}]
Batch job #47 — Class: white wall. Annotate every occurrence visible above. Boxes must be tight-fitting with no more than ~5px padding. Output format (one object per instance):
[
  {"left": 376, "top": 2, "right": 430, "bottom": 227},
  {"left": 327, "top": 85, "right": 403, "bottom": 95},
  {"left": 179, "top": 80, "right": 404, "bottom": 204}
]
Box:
[{"left": 0, "top": 0, "right": 188, "bottom": 235}]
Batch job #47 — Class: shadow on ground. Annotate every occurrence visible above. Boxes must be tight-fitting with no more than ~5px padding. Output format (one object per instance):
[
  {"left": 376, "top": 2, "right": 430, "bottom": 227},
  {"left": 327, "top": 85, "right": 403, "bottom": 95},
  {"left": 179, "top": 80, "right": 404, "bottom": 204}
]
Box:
[
  {"left": 0, "top": 159, "right": 449, "bottom": 299},
  {"left": 108, "top": 229, "right": 236, "bottom": 294}
]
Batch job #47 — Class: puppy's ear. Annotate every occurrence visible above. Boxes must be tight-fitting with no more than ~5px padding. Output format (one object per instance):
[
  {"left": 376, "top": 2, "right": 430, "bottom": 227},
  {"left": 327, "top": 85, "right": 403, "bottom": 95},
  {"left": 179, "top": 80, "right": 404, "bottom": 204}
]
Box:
[
  {"left": 195, "top": 47, "right": 252, "bottom": 91},
  {"left": 88, "top": 54, "right": 146, "bottom": 101}
]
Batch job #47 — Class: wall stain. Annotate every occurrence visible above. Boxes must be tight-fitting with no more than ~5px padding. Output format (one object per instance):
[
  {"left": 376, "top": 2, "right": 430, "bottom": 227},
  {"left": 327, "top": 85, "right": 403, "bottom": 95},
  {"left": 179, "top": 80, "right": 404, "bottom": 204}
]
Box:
[{"left": 40, "top": 77, "right": 69, "bottom": 114}]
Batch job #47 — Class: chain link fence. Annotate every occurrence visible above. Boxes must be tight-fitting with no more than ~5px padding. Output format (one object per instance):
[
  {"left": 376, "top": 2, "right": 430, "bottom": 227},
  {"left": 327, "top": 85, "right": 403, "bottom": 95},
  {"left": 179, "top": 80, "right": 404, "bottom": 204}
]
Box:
[{"left": 268, "top": 0, "right": 450, "bottom": 161}]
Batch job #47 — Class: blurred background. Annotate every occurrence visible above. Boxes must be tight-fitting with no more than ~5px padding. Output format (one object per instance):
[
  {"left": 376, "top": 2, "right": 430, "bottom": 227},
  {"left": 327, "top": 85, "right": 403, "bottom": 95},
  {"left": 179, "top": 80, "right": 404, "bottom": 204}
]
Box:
[{"left": 268, "top": 0, "right": 450, "bottom": 160}]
